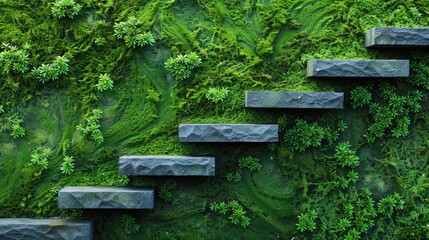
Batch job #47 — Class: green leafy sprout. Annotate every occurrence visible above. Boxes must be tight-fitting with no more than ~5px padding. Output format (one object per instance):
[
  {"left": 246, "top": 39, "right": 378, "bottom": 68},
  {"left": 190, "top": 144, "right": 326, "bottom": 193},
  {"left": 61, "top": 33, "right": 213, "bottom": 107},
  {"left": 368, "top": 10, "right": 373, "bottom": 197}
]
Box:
[
  {"left": 206, "top": 87, "right": 230, "bottom": 103},
  {"left": 60, "top": 156, "right": 75, "bottom": 175},
  {"left": 114, "top": 16, "right": 155, "bottom": 48},
  {"left": 51, "top": 0, "right": 82, "bottom": 19},
  {"left": 96, "top": 73, "right": 113, "bottom": 91},
  {"left": 121, "top": 214, "right": 141, "bottom": 235},
  {"left": 165, "top": 52, "right": 201, "bottom": 80}
]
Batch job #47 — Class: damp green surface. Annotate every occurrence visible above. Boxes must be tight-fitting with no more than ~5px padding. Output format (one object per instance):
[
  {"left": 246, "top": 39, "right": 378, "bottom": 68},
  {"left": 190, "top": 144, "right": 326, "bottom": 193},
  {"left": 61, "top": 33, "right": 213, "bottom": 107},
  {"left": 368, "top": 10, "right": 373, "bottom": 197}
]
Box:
[{"left": 1, "top": 0, "right": 429, "bottom": 239}]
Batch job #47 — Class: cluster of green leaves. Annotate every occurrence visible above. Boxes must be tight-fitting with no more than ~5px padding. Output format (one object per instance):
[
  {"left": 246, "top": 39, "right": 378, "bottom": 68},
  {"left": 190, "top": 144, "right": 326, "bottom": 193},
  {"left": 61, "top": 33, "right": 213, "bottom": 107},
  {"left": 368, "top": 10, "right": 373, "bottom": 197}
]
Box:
[
  {"left": 334, "top": 141, "right": 360, "bottom": 168},
  {"left": 206, "top": 87, "right": 229, "bottom": 103},
  {"left": 0, "top": 44, "right": 29, "bottom": 74},
  {"left": 296, "top": 210, "right": 318, "bottom": 232},
  {"left": 51, "top": 0, "right": 82, "bottom": 19},
  {"left": 159, "top": 179, "right": 179, "bottom": 206},
  {"left": 30, "top": 148, "right": 52, "bottom": 169},
  {"left": 284, "top": 118, "right": 347, "bottom": 152},
  {"left": 238, "top": 156, "right": 262, "bottom": 171},
  {"left": 164, "top": 52, "right": 201, "bottom": 80},
  {"left": 60, "top": 156, "right": 75, "bottom": 175},
  {"left": 121, "top": 214, "right": 141, "bottom": 235},
  {"left": 0, "top": 105, "right": 4, "bottom": 114},
  {"left": 10, "top": 123, "right": 25, "bottom": 139},
  {"left": 114, "top": 16, "right": 155, "bottom": 48},
  {"left": 96, "top": 73, "right": 113, "bottom": 92},
  {"left": 32, "top": 56, "right": 69, "bottom": 83},
  {"left": 362, "top": 85, "right": 422, "bottom": 142},
  {"left": 226, "top": 172, "right": 242, "bottom": 183},
  {"left": 350, "top": 86, "right": 372, "bottom": 109},
  {"left": 210, "top": 200, "right": 250, "bottom": 228},
  {"left": 76, "top": 108, "right": 104, "bottom": 143},
  {"left": 409, "top": 56, "right": 429, "bottom": 89},
  {"left": 378, "top": 193, "right": 405, "bottom": 218}
]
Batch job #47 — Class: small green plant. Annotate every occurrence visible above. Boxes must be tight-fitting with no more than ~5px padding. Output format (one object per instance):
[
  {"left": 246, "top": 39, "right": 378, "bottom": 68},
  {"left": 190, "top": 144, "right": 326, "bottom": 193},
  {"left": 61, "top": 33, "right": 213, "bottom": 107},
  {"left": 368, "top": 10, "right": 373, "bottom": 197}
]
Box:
[
  {"left": 296, "top": 210, "right": 318, "bottom": 232},
  {"left": 164, "top": 52, "right": 201, "bottom": 80},
  {"left": 350, "top": 86, "right": 372, "bottom": 109},
  {"left": 334, "top": 141, "right": 360, "bottom": 168},
  {"left": 238, "top": 156, "right": 262, "bottom": 171},
  {"left": 96, "top": 73, "right": 113, "bottom": 91},
  {"left": 284, "top": 119, "right": 325, "bottom": 152},
  {"left": 210, "top": 200, "right": 251, "bottom": 228},
  {"left": 10, "top": 123, "right": 25, "bottom": 139},
  {"left": 51, "top": 0, "right": 82, "bottom": 19},
  {"left": 121, "top": 214, "right": 141, "bottom": 234},
  {"left": 60, "top": 156, "right": 75, "bottom": 175},
  {"left": 159, "top": 179, "right": 179, "bottom": 205},
  {"left": 32, "top": 55, "right": 69, "bottom": 83},
  {"left": 0, "top": 44, "right": 30, "bottom": 74},
  {"left": 76, "top": 108, "right": 104, "bottom": 143},
  {"left": 114, "top": 16, "right": 155, "bottom": 48},
  {"left": 377, "top": 193, "right": 405, "bottom": 218},
  {"left": 0, "top": 105, "right": 4, "bottom": 114},
  {"left": 30, "top": 148, "right": 52, "bottom": 169},
  {"left": 226, "top": 172, "right": 242, "bottom": 183},
  {"left": 206, "top": 87, "right": 229, "bottom": 103}
]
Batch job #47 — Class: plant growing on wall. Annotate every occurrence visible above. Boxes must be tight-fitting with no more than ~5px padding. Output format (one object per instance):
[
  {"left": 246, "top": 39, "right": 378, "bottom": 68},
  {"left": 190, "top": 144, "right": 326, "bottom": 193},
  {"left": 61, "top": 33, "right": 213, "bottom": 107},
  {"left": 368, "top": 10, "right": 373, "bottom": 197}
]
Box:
[
  {"left": 96, "top": 73, "right": 113, "bottom": 91},
  {"left": 238, "top": 156, "right": 262, "bottom": 171},
  {"left": 76, "top": 108, "right": 104, "bottom": 143},
  {"left": 10, "top": 123, "right": 25, "bottom": 139},
  {"left": 30, "top": 148, "right": 52, "bottom": 169},
  {"left": 51, "top": 0, "right": 82, "bottom": 19},
  {"left": 210, "top": 200, "right": 251, "bottom": 228},
  {"left": 114, "top": 16, "right": 155, "bottom": 48},
  {"left": 350, "top": 86, "right": 372, "bottom": 109},
  {"left": 121, "top": 214, "right": 141, "bottom": 234},
  {"left": 226, "top": 172, "right": 242, "bottom": 183},
  {"left": 0, "top": 44, "right": 30, "bottom": 74},
  {"left": 60, "top": 156, "right": 75, "bottom": 175},
  {"left": 296, "top": 210, "right": 318, "bottom": 232},
  {"left": 32, "top": 55, "right": 69, "bottom": 83},
  {"left": 164, "top": 52, "right": 201, "bottom": 80},
  {"left": 206, "top": 87, "right": 229, "bottom": 103}
]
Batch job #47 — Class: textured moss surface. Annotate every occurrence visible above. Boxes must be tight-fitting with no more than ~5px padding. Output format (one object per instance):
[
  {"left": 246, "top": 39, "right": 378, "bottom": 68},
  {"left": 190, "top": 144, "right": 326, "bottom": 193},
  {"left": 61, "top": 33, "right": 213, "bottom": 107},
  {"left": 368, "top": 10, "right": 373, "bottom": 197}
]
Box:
[{"left": 1, "top": 0, "right": 429, "bottom": 239}]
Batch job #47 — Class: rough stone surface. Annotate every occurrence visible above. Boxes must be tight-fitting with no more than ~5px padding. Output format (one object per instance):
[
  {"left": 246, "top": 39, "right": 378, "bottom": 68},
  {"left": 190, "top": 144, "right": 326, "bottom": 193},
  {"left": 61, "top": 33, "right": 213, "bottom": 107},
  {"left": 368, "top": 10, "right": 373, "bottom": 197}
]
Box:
[
  {"left": 307, "top": 59, "right": 409, "bottom": 78},
  {"left": 179, "top": 124, "right": 278, "bottom": 142},
  {"left": 0, "top": 218, "right": 94, "bottom": 240},
  {"left": 119, "top": 155, "right": 216, "bottom": 176},
  {"left": 366, "top": 27, "right": 429, "bottom": 47},
  {"left": 58, "top": 187, "right": 154, "bottom": 209},
  {"left": 245, "top": 91, "right": 344, "bottom": 109}
]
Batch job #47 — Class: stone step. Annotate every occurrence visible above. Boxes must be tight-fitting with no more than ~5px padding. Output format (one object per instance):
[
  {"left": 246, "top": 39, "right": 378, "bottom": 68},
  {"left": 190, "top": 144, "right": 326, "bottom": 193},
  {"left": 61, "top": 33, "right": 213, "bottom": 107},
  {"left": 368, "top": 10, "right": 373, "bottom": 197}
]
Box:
[
  {"left": 58, "top": 187, "right": 155, "bottom": 209},
  {"left": 245, "top": 91, "right": 344, "bottom": 109},
  {"left": 179, "top": 124, "right": 278, "bottom": 142},
  {"left": 119, "top": 155, "right": 215, "bottom": 176},
  {"left": 307, "top": 59, "right": 409, "bottom": 78},
  {"left": 0, "top": 218, "right": 94, "bottom": 240},
  {"left": 366, "top": 27, "right": 429, "bottom": 47}
]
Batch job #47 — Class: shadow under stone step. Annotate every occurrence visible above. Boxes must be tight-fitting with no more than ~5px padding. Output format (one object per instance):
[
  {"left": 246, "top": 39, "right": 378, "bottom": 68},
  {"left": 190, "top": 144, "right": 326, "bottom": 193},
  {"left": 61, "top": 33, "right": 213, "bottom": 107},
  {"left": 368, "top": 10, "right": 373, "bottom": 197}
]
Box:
[
  {"left": 366, "top": 27, "right": 429, "bottom": 47},
  {"left": 179, "top": 124, "right": 278, "bottom": 142},
  {"left": 245, "top": 91, "right": 344, "bottom": 109},
  {"left": 119, "top": 155, "right": 215, "bottom": 176},
  {"left": 58, "top": 187, "right": 155, "bottom": 209},
  {"left": 307, "top": 59, "right": 409, "bottom": 78},
  {"left": 0, "top": 218, "right": 94, "bottom": 240}
]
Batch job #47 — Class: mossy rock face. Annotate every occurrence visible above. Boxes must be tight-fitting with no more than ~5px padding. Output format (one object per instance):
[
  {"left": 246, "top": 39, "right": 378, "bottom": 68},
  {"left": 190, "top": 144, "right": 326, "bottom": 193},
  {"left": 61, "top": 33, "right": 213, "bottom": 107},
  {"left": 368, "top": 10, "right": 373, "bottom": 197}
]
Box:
[{"left": 1, "top": 0, "right": 429, "bottom": 239}]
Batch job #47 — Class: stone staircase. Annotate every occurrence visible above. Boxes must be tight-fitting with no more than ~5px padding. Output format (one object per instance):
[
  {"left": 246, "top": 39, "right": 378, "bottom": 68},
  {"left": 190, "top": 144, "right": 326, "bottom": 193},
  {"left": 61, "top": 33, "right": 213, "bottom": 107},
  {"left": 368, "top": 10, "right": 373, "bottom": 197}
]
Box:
[{"left": 2, "top": 27, "right": 428, "bottom": 239}]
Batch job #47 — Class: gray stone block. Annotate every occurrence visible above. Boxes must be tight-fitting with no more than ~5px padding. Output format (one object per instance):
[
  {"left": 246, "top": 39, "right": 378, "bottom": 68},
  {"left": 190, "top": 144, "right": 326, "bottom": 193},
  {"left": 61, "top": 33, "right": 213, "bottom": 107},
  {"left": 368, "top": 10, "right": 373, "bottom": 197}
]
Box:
[
  {"left": 119, "top": 155, "right": 215, "bottom": 176},
  {"left": 245, "top": 91, "right": 344, "bottom": 109},
  {"left": 366, "top": 27, "right": 429, "bottom": 47},
  {"left": 0, "top": 218, "right": 93, "bottom": 240},
  {"left": 179, "top": 124, "right": 278, "bottom": 142},
  {"left": 58, "top": 187, "right": 154, "bottom": 209},
  {"left": 307, "top": 59, "right": 409, "bottom": 78}
]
